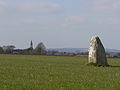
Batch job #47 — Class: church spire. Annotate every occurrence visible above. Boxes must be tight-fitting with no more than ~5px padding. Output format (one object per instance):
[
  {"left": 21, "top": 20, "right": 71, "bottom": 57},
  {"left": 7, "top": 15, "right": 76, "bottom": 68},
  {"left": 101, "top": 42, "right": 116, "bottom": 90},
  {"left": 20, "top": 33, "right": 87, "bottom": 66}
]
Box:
[{"left": 30, "top": 40, "right": 33, "bottom": 50}]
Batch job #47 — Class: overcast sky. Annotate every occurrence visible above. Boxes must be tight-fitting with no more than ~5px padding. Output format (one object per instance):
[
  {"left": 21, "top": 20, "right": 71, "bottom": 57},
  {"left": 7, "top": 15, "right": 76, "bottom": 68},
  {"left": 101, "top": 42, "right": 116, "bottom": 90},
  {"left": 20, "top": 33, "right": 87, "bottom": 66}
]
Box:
[{"left": 0, "top": 0, "right": 120, "bottom": 49}]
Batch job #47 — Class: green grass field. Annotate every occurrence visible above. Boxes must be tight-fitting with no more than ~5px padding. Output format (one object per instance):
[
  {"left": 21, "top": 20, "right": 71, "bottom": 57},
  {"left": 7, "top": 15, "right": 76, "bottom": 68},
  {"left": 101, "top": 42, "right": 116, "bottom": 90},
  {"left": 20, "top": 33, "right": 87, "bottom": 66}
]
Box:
[{"left": 0, "top": 55, "right": 120, "bottom": 90}]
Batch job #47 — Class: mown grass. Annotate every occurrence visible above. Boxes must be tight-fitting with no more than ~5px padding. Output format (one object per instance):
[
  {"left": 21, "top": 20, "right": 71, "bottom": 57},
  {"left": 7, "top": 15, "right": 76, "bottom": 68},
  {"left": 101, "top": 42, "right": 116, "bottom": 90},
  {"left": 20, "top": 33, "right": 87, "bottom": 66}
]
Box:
[{"left": 0, "top": 54, "right": 120, "bottom": 90}]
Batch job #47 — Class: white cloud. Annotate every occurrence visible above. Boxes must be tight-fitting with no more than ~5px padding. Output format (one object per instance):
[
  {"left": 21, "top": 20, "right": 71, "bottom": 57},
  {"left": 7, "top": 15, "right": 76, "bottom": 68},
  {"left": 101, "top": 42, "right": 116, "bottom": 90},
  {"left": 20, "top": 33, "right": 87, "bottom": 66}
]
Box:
[
  {"left": 91, "top": 0, "right": 120, "bottom": 12},
  {"left": 62, "top": 16, "right": 87, "bottom": 27},
  {"left": 0, "top": 1, "right": 62, "bottom": 13},
  {"left": 0, "top": 17, "right": 50, "bottom": 25},
  {"left": 17, "top": 2, "right": 62, "bottom": 12},
  {"left": 61, "top": 16, "right": 120, "bottom": 27},
  {"left": 0, "top": 1, "right": 7, "bottom": 6},
  {"left": 97, "top": 17, "right": 120, "bottom": 24}
]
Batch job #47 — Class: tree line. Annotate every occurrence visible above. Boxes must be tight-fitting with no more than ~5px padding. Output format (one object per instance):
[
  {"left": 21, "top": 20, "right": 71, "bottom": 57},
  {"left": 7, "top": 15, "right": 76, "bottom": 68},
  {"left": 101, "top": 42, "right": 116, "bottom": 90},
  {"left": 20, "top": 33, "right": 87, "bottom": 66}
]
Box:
[{"left": 0, "top": 42, "right": 47, "bottom": 55}]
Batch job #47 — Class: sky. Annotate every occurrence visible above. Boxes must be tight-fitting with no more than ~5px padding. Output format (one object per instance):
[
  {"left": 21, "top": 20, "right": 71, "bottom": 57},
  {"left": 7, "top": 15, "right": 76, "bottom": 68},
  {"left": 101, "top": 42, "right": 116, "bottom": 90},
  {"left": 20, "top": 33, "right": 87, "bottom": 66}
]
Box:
[{"left": 0, "top": 0, "right": 120, "bottom": 49}]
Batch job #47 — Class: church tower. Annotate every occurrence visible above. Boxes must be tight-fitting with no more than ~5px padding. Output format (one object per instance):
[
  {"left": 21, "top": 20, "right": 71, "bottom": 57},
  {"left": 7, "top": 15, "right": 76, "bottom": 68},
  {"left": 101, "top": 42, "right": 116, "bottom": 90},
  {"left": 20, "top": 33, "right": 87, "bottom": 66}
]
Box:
[{"left": 30, "top": 40, "right": 33, "bottom": 50}]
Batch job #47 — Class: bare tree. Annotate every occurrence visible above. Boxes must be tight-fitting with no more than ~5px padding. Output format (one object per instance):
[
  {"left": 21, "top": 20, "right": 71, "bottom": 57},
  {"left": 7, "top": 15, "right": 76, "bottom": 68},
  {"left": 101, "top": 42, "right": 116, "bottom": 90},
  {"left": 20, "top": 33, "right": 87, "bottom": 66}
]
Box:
[{"left": 34, "top": 42, "right": 46, "bottom": 55}]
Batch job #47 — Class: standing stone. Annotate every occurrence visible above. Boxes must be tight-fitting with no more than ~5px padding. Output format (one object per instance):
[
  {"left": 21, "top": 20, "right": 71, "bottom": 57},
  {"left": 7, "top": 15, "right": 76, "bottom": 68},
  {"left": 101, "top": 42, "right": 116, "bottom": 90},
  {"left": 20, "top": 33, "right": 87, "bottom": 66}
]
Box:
[{"left": 88, "top": 36, "right": 108, "bottom": 66}]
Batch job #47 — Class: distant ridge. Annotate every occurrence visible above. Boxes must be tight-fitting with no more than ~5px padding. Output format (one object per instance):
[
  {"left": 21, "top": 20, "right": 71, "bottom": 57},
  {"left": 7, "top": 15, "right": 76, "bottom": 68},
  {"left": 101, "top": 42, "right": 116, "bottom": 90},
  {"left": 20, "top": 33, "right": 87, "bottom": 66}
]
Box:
[
  {"left": 47, "top": 48, "right": 120, "bottom": 56},
  {"left": 48, "top": 48, "right": 88, "bottom": 53}
]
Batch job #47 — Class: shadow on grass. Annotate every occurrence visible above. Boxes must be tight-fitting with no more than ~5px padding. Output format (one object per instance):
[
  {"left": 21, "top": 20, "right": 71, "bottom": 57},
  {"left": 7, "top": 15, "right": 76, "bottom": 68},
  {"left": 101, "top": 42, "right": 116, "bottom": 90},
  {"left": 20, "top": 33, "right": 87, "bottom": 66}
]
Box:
[
  {"left": 111, "top": 66, "right": 120, "bottom": 68},
  {"left": 86, "top": 63, "right": 120, "bottom": 67}
]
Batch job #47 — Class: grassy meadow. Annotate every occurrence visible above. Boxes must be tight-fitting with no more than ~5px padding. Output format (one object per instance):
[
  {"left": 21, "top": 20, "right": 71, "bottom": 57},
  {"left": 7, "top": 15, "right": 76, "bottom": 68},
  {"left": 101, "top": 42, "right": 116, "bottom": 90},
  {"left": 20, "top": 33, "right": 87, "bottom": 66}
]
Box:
[{"left": 0, "top": 55, "right": 120, "bottom": 90}]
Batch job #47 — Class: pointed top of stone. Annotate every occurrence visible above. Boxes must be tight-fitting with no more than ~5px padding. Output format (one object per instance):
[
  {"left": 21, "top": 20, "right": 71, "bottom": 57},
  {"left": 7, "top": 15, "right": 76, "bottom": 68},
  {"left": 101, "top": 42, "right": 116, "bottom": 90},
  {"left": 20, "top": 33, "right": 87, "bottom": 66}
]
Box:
[
  {"left": 91, "top": 35, "right": 99, "bottom": 41},
  {"left": 90, "top": 36, "right": 102, "bottom": 45},
  {"left": 92, "top": 35, "right": 99, "bottom": 38}
]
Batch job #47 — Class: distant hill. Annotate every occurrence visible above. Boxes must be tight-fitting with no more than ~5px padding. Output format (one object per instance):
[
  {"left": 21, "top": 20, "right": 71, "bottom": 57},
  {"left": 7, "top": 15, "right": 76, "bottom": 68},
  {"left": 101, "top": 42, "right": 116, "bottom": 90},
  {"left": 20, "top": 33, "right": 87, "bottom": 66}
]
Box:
[
  {"left": 47, "top": 48, "right": 87, "bottom": 53},
  {"left": 105, "top": 49, "right": 120, "bottom": 56},
  {"left": 47, "top": 48, "right": 120, "bottom": 56}
]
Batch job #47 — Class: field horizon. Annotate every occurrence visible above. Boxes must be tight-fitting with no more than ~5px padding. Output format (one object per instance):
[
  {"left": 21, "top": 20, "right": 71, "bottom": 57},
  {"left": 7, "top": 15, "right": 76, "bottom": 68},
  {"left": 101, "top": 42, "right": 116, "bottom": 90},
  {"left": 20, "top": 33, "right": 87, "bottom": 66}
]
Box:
[{"left": 0, "top": 54, "right": 120, "bottom": 90}]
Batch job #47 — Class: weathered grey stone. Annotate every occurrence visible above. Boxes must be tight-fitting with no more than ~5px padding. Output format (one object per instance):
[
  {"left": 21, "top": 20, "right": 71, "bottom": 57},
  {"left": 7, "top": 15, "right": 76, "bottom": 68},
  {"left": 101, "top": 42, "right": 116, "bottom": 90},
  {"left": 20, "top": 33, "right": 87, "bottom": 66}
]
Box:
[{"left": 88, "top": 36, "right": 108, "bottom": 66}]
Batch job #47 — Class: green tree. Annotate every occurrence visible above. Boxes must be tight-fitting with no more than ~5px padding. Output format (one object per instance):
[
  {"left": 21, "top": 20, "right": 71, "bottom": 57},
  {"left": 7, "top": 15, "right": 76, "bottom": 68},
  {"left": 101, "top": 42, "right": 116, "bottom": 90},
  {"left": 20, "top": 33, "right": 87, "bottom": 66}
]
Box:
[
  {"left": 3, "top": 45, "right": 16, "bottom": 54},
  {"left": 0, "top": 47, "right": 4, "bottom": 53}
]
